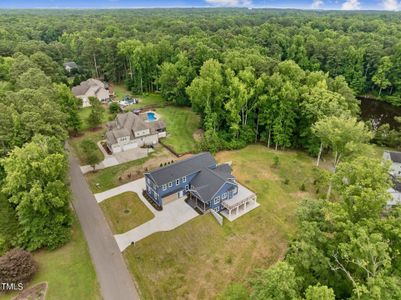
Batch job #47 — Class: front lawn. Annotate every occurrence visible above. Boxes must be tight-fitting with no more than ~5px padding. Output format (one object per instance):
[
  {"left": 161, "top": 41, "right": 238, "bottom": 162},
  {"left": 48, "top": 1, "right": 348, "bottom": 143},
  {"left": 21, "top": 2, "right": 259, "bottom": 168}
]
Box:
[
  {"left": 0, "top": 216, "right": 100, "bottom": 300},
  {"left": 157, "top": 106, "right": 200, "bottom": 154},
  {"left": 99, "top": 192, "right": 154, "bottom": 234},
  {"left": 123, "top": 145, "right": 324, "bottom": 299},
  {"left": 69, "top": 128, "right": 105, "bottom": 165}
]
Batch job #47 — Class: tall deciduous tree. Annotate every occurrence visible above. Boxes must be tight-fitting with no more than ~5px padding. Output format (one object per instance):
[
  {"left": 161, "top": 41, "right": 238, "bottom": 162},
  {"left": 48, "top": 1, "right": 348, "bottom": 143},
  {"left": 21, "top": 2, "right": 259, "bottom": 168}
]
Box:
[
  {"left": 1, "top": 135, "right": 72, "bottom": 250},
  {"left": 86, "top": 97, "right": 104, "bottom": 129}
]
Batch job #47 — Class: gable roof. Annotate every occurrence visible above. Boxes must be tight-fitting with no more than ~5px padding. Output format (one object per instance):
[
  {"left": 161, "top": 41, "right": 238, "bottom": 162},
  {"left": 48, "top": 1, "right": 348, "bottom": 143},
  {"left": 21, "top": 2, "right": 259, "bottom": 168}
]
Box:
[
  {"left": 71, "top": 78, "right": 108, "bottom": 98},
  {"left": 146, "top": 152, "right": 216, "bottom": 186},
  {"left": 190, "top": 167, "right": 236, "bottom": 202},
  {"left": 389, "top": 151, "right": 401, "bottom": 163}
]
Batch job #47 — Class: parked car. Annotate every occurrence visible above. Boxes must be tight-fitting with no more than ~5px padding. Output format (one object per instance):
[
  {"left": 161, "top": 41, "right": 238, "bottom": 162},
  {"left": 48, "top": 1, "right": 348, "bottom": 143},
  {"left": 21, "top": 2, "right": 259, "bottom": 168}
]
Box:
[{"left": 132, "top": 109, "right": 142, "bottom": 114}]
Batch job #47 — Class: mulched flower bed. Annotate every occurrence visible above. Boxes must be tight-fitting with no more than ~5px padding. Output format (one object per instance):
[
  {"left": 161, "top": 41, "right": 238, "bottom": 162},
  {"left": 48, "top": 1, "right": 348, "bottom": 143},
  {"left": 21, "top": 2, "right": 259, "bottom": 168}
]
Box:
[
  {"left": 142, "top": 190, "right": 163, "bottom": 211},
  {"left": 13, "top": 282, "right": 47, "bottom": 300}
]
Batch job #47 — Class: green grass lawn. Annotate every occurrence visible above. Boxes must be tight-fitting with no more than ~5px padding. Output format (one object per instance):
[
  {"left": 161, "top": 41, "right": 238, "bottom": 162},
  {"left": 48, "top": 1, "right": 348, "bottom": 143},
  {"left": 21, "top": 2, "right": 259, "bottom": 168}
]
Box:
[
  {"left": 69, "top": 128, "right": 106, "bottom": 165},
  {"left": 157, "top": 106, "right": 200, "bottom": 154},
  {"left": 111, "top": 84, "right": 164, "bottom": 109},
  {"left": 0, "top": 216, "right": 100, "bottom": 300},
  {"left": 77, "top": 106, "right": 112, "bottom": 131},
  {"left": 100, "top": 192, "right": 154, "bottom": 234},
  {"left": 123, "top": 144, "right": 323, "bottom": 299}
]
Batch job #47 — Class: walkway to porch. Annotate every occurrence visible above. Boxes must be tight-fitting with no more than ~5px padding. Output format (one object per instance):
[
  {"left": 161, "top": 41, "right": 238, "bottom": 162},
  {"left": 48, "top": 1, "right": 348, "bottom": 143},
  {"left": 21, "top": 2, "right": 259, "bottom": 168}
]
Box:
[{"left": 220, "top": 184, "right": 259, "bottom": 222}]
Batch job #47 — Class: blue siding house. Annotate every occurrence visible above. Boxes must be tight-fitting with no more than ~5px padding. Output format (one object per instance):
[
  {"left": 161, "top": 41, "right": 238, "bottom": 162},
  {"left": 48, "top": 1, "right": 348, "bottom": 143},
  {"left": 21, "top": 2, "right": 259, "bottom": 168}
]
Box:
[{"left": 144, "top": 152, "right": 239, "bottom": 213}]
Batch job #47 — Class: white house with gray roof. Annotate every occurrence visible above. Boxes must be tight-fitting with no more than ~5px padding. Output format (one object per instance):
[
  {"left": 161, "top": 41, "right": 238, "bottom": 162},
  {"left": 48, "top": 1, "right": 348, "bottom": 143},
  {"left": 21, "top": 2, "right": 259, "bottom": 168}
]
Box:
[
  {"left": 145, "top": 152, "right": 258, "bottom": 221},
  {"left": 106, "top": 112, "right": 166, "bottom": 153}
]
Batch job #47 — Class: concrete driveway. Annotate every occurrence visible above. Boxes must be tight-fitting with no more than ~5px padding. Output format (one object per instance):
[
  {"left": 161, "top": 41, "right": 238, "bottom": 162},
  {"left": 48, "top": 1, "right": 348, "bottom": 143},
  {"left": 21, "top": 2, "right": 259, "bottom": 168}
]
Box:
[
  {"left": 80, "top": 145, "right": 151, "bottom": 174},
  {"left": 94, "top": 178, "right": 199, "bottom": 252}
]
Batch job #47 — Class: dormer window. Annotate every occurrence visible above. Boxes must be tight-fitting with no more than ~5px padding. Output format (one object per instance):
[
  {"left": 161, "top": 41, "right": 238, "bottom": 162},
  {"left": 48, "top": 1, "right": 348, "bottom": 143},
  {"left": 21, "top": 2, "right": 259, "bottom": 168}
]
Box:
[
  {"left": 182, "top": 176, "right": 186, "bottom": 183},
  {"left": 176, "top": 179, "right": 180, "bottom": 185}
]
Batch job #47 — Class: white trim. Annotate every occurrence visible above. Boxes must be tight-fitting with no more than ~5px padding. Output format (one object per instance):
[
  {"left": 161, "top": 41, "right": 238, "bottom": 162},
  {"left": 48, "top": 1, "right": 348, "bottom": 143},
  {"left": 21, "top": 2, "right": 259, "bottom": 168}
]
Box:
[
  {"left": 222, "top": 192, "right": 227, "bottom": 199},
  {"left": 182, "top": 176, "right": 186, "bottom": 182},
  {"left": 214, "top": 196, "right": 220, "bottom": 205},
  {"left": 162, "top": 184, "right": 167, "bottom": 191},
  {"left": 176, "top": 178, "right": 180, "bottom": 185},
  {"left": 168, "top": 182, "right": 173, "bottom": 188}
]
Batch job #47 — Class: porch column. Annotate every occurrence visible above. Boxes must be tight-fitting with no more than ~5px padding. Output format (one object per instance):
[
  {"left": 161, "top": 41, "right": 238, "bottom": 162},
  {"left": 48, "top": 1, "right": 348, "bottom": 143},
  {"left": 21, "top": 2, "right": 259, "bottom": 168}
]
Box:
[
  {"left": 229, "top": 209, "right": 231, "bottom": 216},
  {"left": 236, "top": 206, "right": 239, "bottom": 215}
]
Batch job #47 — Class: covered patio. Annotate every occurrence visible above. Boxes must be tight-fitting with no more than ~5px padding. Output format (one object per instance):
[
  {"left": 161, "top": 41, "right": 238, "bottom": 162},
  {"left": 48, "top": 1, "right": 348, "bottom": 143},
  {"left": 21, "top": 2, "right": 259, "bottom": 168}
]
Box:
[
  {"left": 186, "top": 192, "right": 209, "bottom": 214},
  {"left": 220, "top": 184, "right": 259, "bottom": 222}
]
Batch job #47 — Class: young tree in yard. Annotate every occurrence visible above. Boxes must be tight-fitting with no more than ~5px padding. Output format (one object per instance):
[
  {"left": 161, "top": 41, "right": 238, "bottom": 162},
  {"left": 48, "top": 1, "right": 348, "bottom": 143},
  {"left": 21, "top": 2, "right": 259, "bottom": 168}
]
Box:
[
  {"left": 87, "top": 96, "right": 104, "bottom": 129},
  {"left": 312, "top": 116, "right": 373, "bottom": 198},
  {"left": 80, "top": 139, "right": 102, "bottom": 171},
  {"left": 372, "top": 56, "right": 392, "bottom": 96},
  {"left": 0, "top": 248, "right": 37, "bottom": 291},
  {"left": 1, "top": 135, "right": 72, "bottom": 250},
  {"left": 109, "top": 102, "right": 120, "bottom": 114}
]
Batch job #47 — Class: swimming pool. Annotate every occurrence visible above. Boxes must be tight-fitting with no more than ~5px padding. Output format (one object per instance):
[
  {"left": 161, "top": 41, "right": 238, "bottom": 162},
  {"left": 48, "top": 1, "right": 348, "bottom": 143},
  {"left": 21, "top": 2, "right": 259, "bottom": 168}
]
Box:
[{"left": 147, "top": 111, "right": 157, "bottom": 121}]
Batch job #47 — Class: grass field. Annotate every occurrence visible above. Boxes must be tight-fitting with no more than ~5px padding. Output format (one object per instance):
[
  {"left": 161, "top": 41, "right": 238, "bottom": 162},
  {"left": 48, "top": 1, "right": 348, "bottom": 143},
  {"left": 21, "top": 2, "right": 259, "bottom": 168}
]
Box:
[
  {"left": 0, "top": 217, "right": 100, "bottom": 300},
  {"left": 123, "top": 144, "right": 323, "bottom": 299},
  {"left": 69, "top": 128, "right": 106, "bottom": 165},
  {"left": 100, "top": 192, "right": 154, "bottom": 234},
  {"left": 77, "top": 106, "right": 111, "bottom": 131},
  {"left": 157, "top": 106, "right": 200, "bottom": 154}
]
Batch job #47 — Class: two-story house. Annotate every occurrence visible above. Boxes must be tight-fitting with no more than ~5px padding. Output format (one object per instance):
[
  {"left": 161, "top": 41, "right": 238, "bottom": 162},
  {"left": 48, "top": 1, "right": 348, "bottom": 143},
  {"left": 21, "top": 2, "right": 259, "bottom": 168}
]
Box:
[
  {"left": 145, "top": 152, "right": 255, "bottom": 215},
  {"left": 106, "top": 112, "right": 166, "bottom": 153}
]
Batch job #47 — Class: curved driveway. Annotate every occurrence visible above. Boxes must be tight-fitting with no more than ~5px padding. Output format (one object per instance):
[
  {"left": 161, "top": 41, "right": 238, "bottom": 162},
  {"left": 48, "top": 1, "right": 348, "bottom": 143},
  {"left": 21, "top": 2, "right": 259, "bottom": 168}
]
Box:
[{"left": 68, "top": 147, "right": 140, "bottom": 300}]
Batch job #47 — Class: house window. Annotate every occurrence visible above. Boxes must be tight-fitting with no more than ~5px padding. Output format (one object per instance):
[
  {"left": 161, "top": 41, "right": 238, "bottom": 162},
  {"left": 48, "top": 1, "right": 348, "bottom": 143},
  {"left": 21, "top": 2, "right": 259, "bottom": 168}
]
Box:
[
  {"left": 153, "top": 191, "right": 158, "bottom": 198},
  {"left": 185, "top": 185, "right": 189, "bottom": 191},
  {"left": 233, "top": 187, "right": 238, "bottom": 194},
  {"left": 214, "top": 196, "right": 220, "bottom": 205},
  {"left": 168, "top": 182, "right": 173, "bottom": 188},
  {"left": 182, "top": 176, "right": 186, "bottom": 183},
  {"left": 176, "top": 179, "right": 180, "bottom": 185},
  {"left": 214, "top": 207, "right": 219, "bottom": 213},
  {"left": 146, "top": 178, "right": 150, "bottom": 184},
  {"left": 162, "top": 184, "right": 167, "bottom": 191},
  {"left": 222, "top": 192, "right": 227, "bottom": 200}
]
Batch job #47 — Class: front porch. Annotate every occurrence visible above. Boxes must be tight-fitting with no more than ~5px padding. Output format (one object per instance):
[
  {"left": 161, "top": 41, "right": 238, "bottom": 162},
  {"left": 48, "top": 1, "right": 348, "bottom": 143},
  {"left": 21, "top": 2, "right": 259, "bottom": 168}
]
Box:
[{"left": 220, "top": 184, "right": 259, "bottom": 222}]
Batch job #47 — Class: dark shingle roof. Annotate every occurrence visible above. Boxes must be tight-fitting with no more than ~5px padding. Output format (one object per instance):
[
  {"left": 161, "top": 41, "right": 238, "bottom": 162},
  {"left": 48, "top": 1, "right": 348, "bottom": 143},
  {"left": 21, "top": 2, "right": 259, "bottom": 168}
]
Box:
[
  {"left": 213, "top": 164, "right": 235, "bottom": 180},
  {"left": 389, "top": 152, "right": 401, "bottom": 163},
  {"left": 147, "top": 152, "right": 216, "bottom": 186},
  {"left": 190, "top": 167, "right": 235, "bottom": 202}
]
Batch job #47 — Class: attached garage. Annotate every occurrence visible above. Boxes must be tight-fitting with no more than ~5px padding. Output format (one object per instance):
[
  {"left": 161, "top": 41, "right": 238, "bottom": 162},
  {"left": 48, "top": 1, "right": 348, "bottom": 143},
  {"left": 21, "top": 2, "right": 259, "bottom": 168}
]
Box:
[
  {"left": 162, "top": 193, "right": 179, "bottom": 205},
  {"left": 112, "top": 144, "right": 122, "bottom": 153},
  {"left": 122, "top": 142, "right": 138, "bottom": 151}
]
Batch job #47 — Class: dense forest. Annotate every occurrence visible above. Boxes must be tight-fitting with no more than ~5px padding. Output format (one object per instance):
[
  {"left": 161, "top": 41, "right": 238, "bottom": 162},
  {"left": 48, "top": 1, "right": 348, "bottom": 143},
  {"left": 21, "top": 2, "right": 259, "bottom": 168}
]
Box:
[{"left": 0, "top": 8, "right": 400, "bottom": 299}]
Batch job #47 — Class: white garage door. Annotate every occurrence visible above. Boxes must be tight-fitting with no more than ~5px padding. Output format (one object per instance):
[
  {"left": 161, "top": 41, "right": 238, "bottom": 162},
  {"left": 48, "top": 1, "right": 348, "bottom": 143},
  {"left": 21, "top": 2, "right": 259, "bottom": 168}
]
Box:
[
  {"left": 122, "top": 143, "right": 138, "bottom": 151},
  {"left": 112, "top": 145, "right": 122, "bottom": 153}
]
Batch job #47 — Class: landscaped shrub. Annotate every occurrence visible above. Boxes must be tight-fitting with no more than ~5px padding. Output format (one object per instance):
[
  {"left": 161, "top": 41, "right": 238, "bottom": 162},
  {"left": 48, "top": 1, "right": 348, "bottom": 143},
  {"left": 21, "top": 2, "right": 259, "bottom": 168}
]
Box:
[
  {"left": 0, "top": 249, "right": 37, "bottom": 291},
  {"left": 160, "top": 163, "right": 163, "bottom": 167},
  {"left": 272, "top": 155, "right": 280, "bottom": 168},
  {"left": 109, "top": 102, "right": 120, "bottom": 114},
  {"left": 283, "top": 178, "right": 290, "bottom": 185},
  {"left": 300, "top": 183, "right": 306, "bottom": 191}
]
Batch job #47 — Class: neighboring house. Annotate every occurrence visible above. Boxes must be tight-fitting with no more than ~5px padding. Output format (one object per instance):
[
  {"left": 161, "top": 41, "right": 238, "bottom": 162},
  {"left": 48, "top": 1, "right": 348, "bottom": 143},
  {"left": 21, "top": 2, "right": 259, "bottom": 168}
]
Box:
[
  {"left": 383, "top": 151, "right": 401, "bottom": 208},
  {"left": 106, "top": 112, "right": 166, "bottom": 153},
  {"left": 383, "top": 151, "right": 401, "bottom": 177},
  {"left": 72, "top": 78, "right": 110, "bottom": 107},
  {"left": 63, "top": 61, "right": 78, "bottom": 73},
  {"left": 145, "top": 152, "right": 258, "bottom": 219}
]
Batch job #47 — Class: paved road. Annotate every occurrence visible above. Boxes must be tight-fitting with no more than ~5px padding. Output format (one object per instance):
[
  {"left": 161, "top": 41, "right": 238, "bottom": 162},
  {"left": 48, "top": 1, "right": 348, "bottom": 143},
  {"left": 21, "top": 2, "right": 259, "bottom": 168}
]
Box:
[
  {"left": 68, "top": 147, "right": 140, "bottom": 300},
  {"left": 94, "top": 178, "right": 199, "bottom": 251}
]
